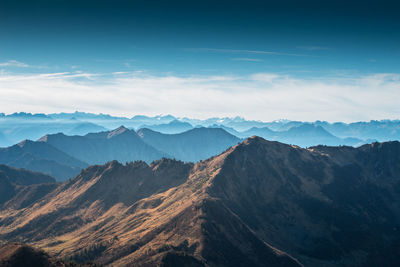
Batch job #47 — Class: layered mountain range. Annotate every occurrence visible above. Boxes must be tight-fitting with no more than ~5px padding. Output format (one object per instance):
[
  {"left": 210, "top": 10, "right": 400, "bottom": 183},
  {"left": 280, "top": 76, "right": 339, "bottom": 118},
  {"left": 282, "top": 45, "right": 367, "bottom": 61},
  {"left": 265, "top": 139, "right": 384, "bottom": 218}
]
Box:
[
  {"left": 137, "top": 127, "right": 241, "bottom": 162},
  {"left": 0, "top": 137, "right": 399, "bottom": 266},
  {"left": 0, "top": 126, "right": 240, "bottom": 181},
  {"left": 0, "top": 140, "right": 88, "bottom": 181},
  {"left": 1, "top": 112, "right": 399, "bottom": 148}
]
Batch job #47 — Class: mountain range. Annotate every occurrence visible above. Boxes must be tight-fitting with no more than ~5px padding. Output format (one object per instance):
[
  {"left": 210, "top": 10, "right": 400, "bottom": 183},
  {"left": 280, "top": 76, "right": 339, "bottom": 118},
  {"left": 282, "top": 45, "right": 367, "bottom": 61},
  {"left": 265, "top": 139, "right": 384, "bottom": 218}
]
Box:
[
  {"left": 0, "top": 140, "right": 88, "bottom": 181},
  {"left": 0, "top": 118, "right": 397, "bottom": 182},
  {"left": 38, "top": 126, "right": 167, "bottom": 166},
  {"left": 0, "top": 137, "right": 399, "bottom": 266},
  {"left": 238, "top": 124, "right": 367, "bottom": 147},
  {"left": 0, "top": 126, "right": 240, "bottom": 181},
  {"left": 137, "top": 127, "right": 241, "bottom": 162},
  {"left": 140, "top": 119, "right": 194, "bottom": 134},
  {"left": 1, "top": 112, "right": 399, "bottom": 148}
]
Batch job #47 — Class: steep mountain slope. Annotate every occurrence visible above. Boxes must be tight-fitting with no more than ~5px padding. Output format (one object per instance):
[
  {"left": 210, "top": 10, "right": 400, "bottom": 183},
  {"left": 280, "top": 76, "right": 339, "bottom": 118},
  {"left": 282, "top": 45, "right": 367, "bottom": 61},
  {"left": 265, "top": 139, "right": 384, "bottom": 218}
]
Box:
[
  {"left": 0, "top": 165, "right": 56, "bottom": 207},
  {"left": 39, "top": 126, "right": 167, "bottom": 165},
  {"left": 207, "top": 138, "right": 400, "bottom": 266},
  {"left": 0, "top": 154, "right": 299, "bottom": 266},
  {"left": 1, "top": 138, "right": 399, "bottom": 266},
  {"left": 0, "top": 141, "right": 87, "bottom": 181},
  {"left": 137, "top": 127, "right": 241, "bottom": 162}
]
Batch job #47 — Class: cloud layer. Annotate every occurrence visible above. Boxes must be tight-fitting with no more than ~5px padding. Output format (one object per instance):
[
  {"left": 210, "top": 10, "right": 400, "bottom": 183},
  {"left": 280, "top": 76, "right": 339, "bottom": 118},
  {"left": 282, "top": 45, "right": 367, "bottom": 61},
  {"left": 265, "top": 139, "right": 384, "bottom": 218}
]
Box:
[{"left": 0, "top": 71, "right": 399, "bottom": 122}]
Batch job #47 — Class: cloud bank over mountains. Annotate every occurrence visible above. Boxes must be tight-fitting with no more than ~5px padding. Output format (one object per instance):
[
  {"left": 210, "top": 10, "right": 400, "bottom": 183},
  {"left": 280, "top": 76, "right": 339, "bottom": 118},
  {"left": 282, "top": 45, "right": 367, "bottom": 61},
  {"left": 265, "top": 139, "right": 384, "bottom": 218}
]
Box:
[{"left": 0, "top": 70, "right": 399, "bottom": 122}]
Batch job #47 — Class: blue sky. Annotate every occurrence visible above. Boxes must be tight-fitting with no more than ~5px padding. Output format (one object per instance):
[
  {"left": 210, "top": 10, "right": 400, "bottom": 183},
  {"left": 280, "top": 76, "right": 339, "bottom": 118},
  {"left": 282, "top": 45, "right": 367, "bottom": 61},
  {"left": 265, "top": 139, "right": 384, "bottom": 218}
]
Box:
[{"left": 0, "top": 0, "right": 399, "bottom": 121}]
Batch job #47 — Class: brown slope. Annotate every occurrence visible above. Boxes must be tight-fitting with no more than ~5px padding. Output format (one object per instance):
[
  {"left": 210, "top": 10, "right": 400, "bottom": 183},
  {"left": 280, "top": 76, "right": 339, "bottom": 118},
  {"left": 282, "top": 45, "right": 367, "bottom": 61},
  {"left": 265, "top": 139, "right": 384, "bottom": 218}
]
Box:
[
  {"left": 0, "top": 144, "right": 300, "bottom": 267},
  {"left": 4, "top": 137, "right": 399, "bottom": 266},
  {"left": 0, "top": 158, "right": 193, "bottom": 242},
  {"left": 91, "top": 152, "right": 299, "bottom": 267}
]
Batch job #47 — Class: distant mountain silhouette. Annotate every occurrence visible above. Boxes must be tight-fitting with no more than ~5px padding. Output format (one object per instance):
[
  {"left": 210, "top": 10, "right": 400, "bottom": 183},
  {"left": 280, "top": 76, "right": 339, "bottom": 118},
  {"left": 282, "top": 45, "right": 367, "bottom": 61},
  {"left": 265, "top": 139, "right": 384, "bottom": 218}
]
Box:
[
  {"left": 140, "top": 119, "right": 193, "bottom": 134},
  {"left": 0, "top": 140, "right": 87, "bottom": 181},
  {"left": 2, "top": 137, "right": 399, "bottom": 266},
  {"left": 137, "top": 127, "right": 241, "bottom": 162},
  {"left": 279, "top": 124, "right": 343, "bottom": 146},
  {"left": 240, "top": 124, "right": 364, "bottom": 147},
  {"left": 65, "top": 122, "right": 107, "bottom": 136},
  {"left": 2, "top": 112, "right": 50, "bottom": 119},
  {"left": 39, "top": 126, "right": 168, "bottom": 165},
  {"left": 239, "top": 126, "right": 276, "bottom": 139},
  {"left": 315, "top": 120, "right": 400, "bottom": 141},
  {"left": 207, "top": 124, "right": 242, "bottom": 136},
  {"left": 0, "top": 116, "right": 109, "bottom": 147}
]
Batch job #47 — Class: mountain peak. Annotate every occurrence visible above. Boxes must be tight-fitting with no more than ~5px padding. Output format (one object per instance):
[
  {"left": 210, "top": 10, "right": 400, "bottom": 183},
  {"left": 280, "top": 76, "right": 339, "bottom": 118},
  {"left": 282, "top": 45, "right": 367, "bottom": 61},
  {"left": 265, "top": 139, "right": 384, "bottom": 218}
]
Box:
[
  {"left": 37, "top": 132, "right": 66, "bottom": 142},
  {"left": 16, "top": 139, "right": 34, "bottom": 147},
  {"left": 241, "top": 135, "right": 283, "bottom": 147},
  {"left": 223, "top": 136, "right": 303, "bottom": 163},
  {"left": 107, "top": 125, "right": 129, "bottom": 139}
]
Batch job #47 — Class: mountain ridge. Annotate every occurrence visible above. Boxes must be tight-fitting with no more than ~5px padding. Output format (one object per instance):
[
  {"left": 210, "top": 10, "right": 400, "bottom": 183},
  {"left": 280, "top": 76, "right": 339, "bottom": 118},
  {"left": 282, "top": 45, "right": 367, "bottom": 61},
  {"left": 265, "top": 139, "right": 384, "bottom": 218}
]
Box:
[
  {"left": 38, "top": 127, "right": 168, "bottom": 165},
  {"left": 0, "top": 140, "right": 88, "bottom": 181},
  {"left": 1, "top": 137, "right": 399, "bottom": 266},
  {"left": 137, "top": 127, "right": 241, "bottom": 162}
]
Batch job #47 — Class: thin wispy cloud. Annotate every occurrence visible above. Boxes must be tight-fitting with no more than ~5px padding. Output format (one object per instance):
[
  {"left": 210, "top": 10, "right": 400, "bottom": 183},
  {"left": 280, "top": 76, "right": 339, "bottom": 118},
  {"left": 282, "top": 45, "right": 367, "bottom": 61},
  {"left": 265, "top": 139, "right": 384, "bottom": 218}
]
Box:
[
  {"left": 187, "top": 48, "right": 309, "bottom": 57},
  {"left": 231, "top": 58, "right": 263, "bottom": 62},
  {"left": 297, "top": 46, "right": 331, "bottom": 51},
  {"left": 0, "top": 60, "right": 29, "bottom": 68},
  {"left": 0, "top": 71, "right": 399, "bottom": 122}
]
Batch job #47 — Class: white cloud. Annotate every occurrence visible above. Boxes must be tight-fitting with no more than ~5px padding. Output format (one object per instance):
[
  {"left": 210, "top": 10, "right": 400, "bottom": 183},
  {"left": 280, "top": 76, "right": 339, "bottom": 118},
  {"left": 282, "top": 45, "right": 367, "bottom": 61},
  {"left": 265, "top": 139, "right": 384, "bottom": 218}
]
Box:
[
  {"left": 250, "top": 73, "right": 280, "bottom": 82},
  {"left": 0, "top": 60, "right": 29, "bottom": 68},
  {"left": 0, "top": 71, "right": 399, "bottom": 122}
]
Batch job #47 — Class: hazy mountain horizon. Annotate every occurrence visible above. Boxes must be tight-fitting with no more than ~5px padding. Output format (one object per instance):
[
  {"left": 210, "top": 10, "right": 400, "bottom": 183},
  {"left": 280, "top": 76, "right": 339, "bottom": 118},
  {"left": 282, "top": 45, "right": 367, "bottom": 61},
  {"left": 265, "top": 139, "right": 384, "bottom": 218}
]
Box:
[{"left": 1, "top": 111, "right": 398, "bottom": 148}]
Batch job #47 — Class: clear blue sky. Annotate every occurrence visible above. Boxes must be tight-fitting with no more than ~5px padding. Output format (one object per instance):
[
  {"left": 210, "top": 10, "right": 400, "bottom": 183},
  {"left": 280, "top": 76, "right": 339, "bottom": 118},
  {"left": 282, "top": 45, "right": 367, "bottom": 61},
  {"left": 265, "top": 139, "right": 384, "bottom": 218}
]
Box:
[{"left": 0, "top": 0, "right": 399, "bottom": 121}]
